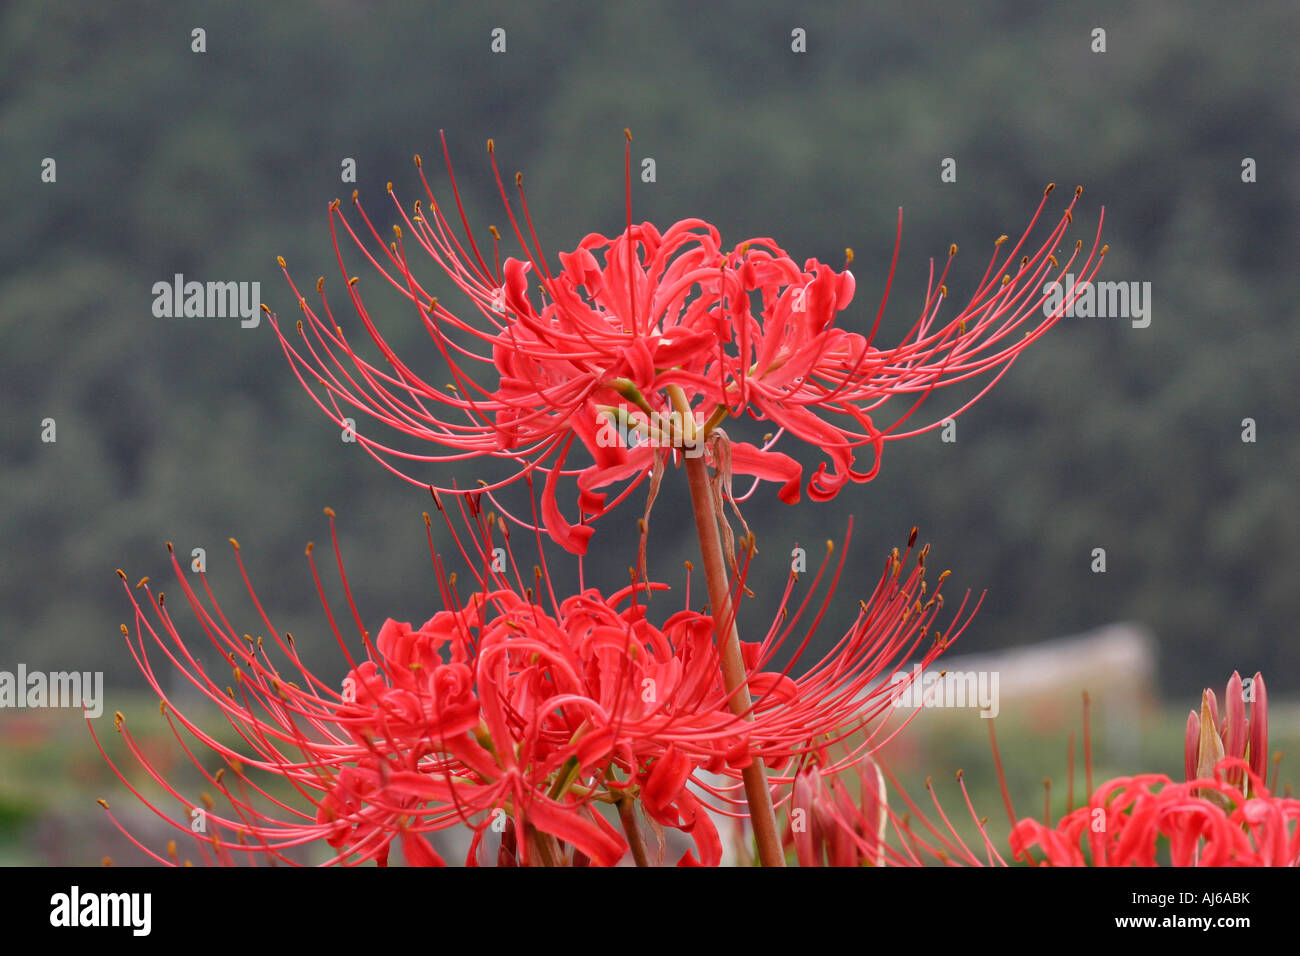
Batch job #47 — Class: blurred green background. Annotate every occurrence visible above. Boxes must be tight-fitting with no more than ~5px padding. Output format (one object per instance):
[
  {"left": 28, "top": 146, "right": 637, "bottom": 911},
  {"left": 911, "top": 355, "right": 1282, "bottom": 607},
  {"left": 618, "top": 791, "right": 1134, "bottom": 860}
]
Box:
[{"left": 1, "top": 0, "right": 1297, "bottom": 864}]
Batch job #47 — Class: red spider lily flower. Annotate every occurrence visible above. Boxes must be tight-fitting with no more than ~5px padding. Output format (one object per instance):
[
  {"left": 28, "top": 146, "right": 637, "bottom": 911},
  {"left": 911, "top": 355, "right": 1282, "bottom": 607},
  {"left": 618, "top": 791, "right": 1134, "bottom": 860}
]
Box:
[
  {"left": 92, "top": 508, "right": 670, "bottom": 866},
  {"left": 1011, "top": 760, "right": 1300, "bottom": 866},
  {"left": 267, "top": 132, "right": 1106, "bottom": 553},
  {"left": 1185, "top": 671, "right": 1268, "bottom": 794},
  {"left": 92, "top": 500, "right": 973, "bottom": 866}
]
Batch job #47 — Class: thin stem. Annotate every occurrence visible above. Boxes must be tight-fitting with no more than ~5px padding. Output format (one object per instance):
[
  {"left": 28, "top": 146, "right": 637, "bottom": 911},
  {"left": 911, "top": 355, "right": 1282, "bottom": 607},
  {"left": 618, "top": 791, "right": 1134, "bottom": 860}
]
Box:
[
  {"left": 669, "top": 387, "right": 785, "bottom": 867},
  {"left": 1066, "top": 730, "right": 1075, "bottom": 813},
  {"left": 1082, "top": 691, "right": 1093, "bottom": 796}
]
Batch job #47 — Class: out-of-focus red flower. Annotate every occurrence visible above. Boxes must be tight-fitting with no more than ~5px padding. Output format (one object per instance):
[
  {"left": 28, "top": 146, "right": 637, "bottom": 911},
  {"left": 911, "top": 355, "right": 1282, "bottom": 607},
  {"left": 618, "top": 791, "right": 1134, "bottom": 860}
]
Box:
[
  {"left": 1011, "top": 760, "right": 1300, "bottom": 866},
  {"left": 781, "top": 757, "right": 1010, "bottom": 867},
  {"left": 1185, "top": 671, "right": 1268, "bottom": 794},
  {"left": 93, "top": 502, "right": 972, "bottom": 866},
  {"left": 268, "top": 133, "right": 1106, "bottom": 553},
  {"left": 787, "top": 760, "right": 888, "bottom": 866}
]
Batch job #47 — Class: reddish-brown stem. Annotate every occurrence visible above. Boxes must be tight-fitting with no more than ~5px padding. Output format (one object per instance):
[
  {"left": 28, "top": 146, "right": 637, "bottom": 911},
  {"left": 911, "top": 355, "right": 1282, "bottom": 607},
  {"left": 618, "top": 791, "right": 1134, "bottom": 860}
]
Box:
[
  {"left": 618, "top": 795, "right": 650, "bottom": 867},
  {"left": 679, "top": 438, "right": 785, "bottom": 867}
]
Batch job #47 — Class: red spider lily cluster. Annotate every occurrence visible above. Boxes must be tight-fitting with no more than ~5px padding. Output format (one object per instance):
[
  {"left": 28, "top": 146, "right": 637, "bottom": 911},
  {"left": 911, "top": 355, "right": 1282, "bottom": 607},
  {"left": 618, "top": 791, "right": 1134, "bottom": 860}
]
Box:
[
  {"left": 1011, "top": 762, "right": 1300, "bottom": 867},
  {"left": 98, "top": 132, "right": 1295, "bottom": 869},
  {"left": 788, "top": 683, "right": 1292, "bottom": 869},
  {"left": 269, "top": 132, "right": 1106, "bottom": 553},
  {"left": 95, "top": 500, "right": 971, "bottom": 867}
]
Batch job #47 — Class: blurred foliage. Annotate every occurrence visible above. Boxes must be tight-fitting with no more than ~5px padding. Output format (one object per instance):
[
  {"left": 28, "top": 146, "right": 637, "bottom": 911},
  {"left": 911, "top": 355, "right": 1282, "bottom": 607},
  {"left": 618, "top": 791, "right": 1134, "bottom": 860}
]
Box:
[{"left": 2, "top": 0, "right": 1298, "bottom": 712}]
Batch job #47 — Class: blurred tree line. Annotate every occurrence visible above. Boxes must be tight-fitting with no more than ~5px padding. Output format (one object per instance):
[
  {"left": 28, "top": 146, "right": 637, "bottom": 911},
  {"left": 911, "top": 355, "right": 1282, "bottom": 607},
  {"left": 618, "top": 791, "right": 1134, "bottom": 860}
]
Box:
[{"left": 1, "top": 0, "right": 1297, "bottom": 695}]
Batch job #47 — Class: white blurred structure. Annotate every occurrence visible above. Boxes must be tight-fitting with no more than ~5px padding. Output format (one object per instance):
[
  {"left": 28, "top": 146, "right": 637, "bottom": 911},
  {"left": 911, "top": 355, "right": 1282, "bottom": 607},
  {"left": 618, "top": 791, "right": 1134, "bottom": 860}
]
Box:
[
  {"left": 934, "top": 620, "right": 1157, "bottom": 734},
  {"left": 931, "top": 621, "right": 1157, "bottom": 761}
]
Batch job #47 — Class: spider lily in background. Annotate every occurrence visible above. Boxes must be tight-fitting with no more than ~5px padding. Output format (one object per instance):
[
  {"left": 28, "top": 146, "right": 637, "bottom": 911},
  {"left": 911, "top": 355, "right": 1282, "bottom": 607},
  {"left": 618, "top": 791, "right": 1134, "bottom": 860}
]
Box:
[
  {"left": 91, "top": 496, "right": 974, "bottom": 866},
  {"left": 791, "top": 676, "right": 1295, "bottom": 867},
  {"left": 1185, "top": 670, "right": 1268, "bottom": 795},
  {"left": 267, "top": 131, "right": 1106, "bottom": 554},
  {"left": 1010, "top": 763, "right": 1300, "bottom": 867},
  {"left": 790, "top": 761, "right": 1300, "bottom": 868}
]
